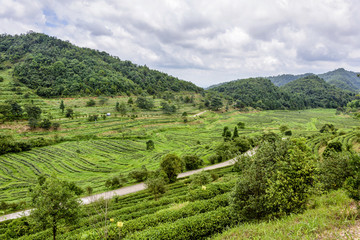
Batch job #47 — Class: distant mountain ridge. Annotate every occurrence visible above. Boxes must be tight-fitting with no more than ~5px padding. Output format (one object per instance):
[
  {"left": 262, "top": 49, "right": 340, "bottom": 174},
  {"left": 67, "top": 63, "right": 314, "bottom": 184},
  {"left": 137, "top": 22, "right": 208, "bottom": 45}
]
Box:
[
  {"left": 266, "top": 68, "right": 360, "bottom": 92},
  {"left": 210, "top": 75, "right": 355, "bottom": 110},
  {"left": 208, "top": 68, "right": 360, "bottom": 93}
]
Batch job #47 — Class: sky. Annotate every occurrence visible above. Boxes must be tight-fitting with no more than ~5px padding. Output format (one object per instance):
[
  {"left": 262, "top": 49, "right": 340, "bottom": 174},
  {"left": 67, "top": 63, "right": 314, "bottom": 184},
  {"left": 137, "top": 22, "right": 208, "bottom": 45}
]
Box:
[{"left": 1, "top": 0, "right": 360, "bottom": 87}]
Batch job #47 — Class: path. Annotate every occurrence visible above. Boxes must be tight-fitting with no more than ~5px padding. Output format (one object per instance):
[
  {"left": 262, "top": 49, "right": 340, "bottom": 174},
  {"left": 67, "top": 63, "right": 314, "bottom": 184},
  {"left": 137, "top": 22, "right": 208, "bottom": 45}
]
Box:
[
  {"left": 0, "top": 148, "right": 256, "bottom": 222},
  {"left": 192, "top": 110, "right": 207, "bottom": 117}
]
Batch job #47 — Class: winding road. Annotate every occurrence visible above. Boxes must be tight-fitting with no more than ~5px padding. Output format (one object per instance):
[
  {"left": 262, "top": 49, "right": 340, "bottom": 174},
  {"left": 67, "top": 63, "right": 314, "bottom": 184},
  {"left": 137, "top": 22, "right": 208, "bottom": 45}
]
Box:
[{"left": 0, "top": 148, "right": 256, "bottom": 223}]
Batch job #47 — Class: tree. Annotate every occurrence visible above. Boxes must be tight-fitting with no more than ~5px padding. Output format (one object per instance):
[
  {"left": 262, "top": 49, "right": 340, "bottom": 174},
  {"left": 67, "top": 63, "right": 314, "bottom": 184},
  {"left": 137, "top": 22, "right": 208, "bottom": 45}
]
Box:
[
  {"left": 25, "top": 104, "right": 42, "bottom": 120},
  {"left": 146, "top": 140, "right": 155, "bottom": 150},
  {"left": 29, "top": 176, "right": 81, "bottom": 240},
  {"left": 145, "top": 172, "right": 167, "bottom": 200},
  {"left": 86, "top": 99, "right": 96, "bottom": 107},
  {"left": 161, "top": 102, "right": 176, "bottom": 114},
  {"left": 160, "top": 153, "right": 183, "bottom": 183},
  {"left": 232, "top": 126, "right": 239, "bottom": 139},
  {"left": 65, "top": 108, "right": 74, "bottom": 118},
  {"left": 230, "top": 138, "right": 315, "bottom": 221},
  {"left": 210, "top": 96, "right": 223, "bottom": 111},
  {"left": 116, "top": 102, "right": 127, "bottom": 115},
  {"left": 183, "top": 155, "right": 203, "bottom": 170},
  {"left": 59, "top": 100, "right": 65, "bottom": 113},
  {"left": 136, "top": 96, "right": 154, "bottom": 110},
  {"left": 39, "top": 119, "right": 52, "bottom": 130}
]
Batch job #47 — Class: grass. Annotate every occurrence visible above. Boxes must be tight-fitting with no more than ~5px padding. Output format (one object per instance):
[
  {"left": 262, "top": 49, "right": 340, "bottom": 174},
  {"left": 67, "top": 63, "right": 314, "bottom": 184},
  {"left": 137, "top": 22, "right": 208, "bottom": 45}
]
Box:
[{"left": 212, "top": 190, "right": 357, "bottom": 240}]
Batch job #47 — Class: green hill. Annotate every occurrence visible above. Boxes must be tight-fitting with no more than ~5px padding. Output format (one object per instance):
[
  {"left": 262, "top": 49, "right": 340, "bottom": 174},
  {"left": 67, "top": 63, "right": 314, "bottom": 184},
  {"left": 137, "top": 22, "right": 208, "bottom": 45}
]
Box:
[
  {"left": 266, "top": 73, "right": 314, "bottom": 86},
  {"left": 318, "top": 68, "right": 360, "bottom": 92},
  {"left": 210, "top": 77, "right": 304, "bottom": 110},
  {"left": 0, "top": 32, "right": 202, "bottom": 97},
  {"left": 281, "top": 75, "right": 355, "bottom": 108}
]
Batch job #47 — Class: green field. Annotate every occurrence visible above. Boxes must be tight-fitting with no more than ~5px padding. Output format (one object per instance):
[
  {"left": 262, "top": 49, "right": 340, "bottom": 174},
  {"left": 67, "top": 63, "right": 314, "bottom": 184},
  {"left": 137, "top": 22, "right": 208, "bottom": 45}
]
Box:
[{"left": 1, "top": 102, "right": 359, "bottom": 204}]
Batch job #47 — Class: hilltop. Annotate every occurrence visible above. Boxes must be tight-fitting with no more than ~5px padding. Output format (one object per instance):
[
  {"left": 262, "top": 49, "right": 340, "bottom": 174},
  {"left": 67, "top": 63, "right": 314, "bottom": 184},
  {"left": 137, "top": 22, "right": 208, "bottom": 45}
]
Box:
[
  {"left": 0, "top": 32, "right": 202, "bottom": 97},
  {"left": 281, "top": 75, "right": 355, "bottom": 108}
]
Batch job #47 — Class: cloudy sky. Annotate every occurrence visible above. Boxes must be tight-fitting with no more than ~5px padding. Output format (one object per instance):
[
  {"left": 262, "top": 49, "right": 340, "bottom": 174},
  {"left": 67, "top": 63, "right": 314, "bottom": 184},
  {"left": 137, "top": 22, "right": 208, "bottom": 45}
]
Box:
[{"left": 1, "top": 0, "right": 360, "bottom": 87}]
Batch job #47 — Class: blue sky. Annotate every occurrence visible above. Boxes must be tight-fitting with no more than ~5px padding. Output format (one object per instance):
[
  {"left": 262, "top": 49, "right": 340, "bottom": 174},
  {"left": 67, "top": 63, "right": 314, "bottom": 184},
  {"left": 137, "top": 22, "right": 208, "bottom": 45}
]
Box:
[{"left": 1, "top": 0, "right": 360, "bottom": 87}]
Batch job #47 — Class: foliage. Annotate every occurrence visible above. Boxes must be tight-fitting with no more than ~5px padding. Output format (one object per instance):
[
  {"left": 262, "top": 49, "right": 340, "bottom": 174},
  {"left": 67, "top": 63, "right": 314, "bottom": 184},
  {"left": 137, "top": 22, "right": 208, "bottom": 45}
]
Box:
[
  {"left": 320, "top": 123, "right": 337, "bottom": 133},
  {"left": 105, "top": 175, "right": 126, "bottom": 189},
  {"left": 116, "top": 101, "right": 127, "bottom": 115},
  {"left": 1, "top": 32, "right": 202, "bottom": 97},
  {"left": 65, "top": 108, "right": 74, "bottom": 118},
  {"left": 182, "top": 154, "right": 203, "bottom": 170},
  {"left": 281, "top": 75, "right": 354, "bottom": 108},
  {"left": 145, "top": 172, "right": 167, "bottom": 200},
  {"left": 39, "top": 119, "right": 52, "bottom": 130},
  {"left": 209, "top": 95, "right": 223, "bottom": 111},
  {"left": 211, "top": 78, "right": 302, "bottom": 110},
  {"left": 128, "top": 165, "right": 149, "bottom": 182},
  {"left": 59, "top": 100, "right": 65, "bottom": 113},
  {"left": 146, "top": 140, "right": 154, "bottom": 150},
  {"left": 136, "top": 96, "right": 154, "bottom": 110},
  {"left": 230, "top": 138, "right": 316, "bottom": 221},
  {"left": 188, "top": 171, "right": 212, "bottom": 189},
  {"left": 319, "top": 151, "right": 352, "bottom": 191},
  {"left": 29, "top": 175, "right": 81, "bottom": 240},
  {"left": 160, "top": 153, "right": 183, "bottom": 183},
  {"left": 160, "top": 101, "right": 177, "bottom": 114},
  {"left": 86, "top": 99, "right": 96, "bottom": 107}
]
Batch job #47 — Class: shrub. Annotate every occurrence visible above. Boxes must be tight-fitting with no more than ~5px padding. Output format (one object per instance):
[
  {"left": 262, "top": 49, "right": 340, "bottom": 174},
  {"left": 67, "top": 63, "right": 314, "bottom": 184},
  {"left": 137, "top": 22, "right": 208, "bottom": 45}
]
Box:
[
  {"left": 128, "top": 166, "right": 148, "bottom": 182},
  {"left": 230, "top": 138, "right": 316, "bottom": 221},
  {"left": 319, "top": 151, "right": 351, "bottom": 191},
  {"left": 146, "top": 140, "right": 154, "bottom": 150},
  {"left": 160, "top": 154, "right": 183, "bottom": 183},
  {"left": 183, "top": 155, "right": 203, "bottom": 170},
  {"left": 86, "top": 99, "right": 96, "bottom": 107},
  {"left": 39, "top": 119, "right": 52, "bottom": 130},
  {"left": 188, "top": 171, "right": 212, "bottom": 189}
]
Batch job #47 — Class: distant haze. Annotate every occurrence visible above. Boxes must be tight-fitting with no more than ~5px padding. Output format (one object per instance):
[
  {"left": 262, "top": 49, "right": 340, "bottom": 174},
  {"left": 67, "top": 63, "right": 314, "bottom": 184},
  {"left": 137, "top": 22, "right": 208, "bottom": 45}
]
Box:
[{"left": 1, "top": 0, "right": 360, "bottom": 87}]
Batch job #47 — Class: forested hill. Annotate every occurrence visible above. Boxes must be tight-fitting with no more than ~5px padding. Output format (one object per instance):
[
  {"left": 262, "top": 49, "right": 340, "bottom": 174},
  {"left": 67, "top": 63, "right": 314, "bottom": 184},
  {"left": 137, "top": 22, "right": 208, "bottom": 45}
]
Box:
[
  {"left": 281, "top": 75, "right": 355, "bottom": 108},
  {"left": 210, "top": 78, "right": 305, "bottom": 110},
  {"left": 0, "top": 32, "right": 202, "bottom": 97},
  {"left": 266, "top": 73, "right": 314, "bottom": 86},
  {"left": 318, "top": 68, "right": 360, "bottom": 92}
]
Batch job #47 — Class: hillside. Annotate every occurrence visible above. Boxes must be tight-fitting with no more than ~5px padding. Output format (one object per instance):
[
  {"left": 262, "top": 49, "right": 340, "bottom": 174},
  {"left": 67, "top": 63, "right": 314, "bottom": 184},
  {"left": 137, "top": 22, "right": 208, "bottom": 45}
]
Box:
[
  {"left": 281, "top": 75, "right": 355, "bottom": 108},
  {"left": 318, "top": 68, "right": 360, "bottom": 92},
  {"left": 210, "top": 78, "right": 304, "bottom": 110},
  {"left": 0, "top": 32, "right": 202, "bottom": 97},
  {"left": 266, "top": 73, "right": 314, "bottom": 86}
]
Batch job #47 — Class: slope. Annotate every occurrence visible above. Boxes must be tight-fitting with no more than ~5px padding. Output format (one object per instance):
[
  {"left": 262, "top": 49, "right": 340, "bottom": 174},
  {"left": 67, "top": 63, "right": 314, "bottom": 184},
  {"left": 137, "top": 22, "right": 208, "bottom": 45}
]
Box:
[
  {"left": 281, "top": 75, "right": 355, "bottom": 108},
  {"left": 0, "top": 32, "right": 202, "bottom": 97},
  {"left": 318, "top": 68, "right": 360, "bottom": 92},
  {"left": 210, "top": 78, "right": 303, "bottom": 110}
]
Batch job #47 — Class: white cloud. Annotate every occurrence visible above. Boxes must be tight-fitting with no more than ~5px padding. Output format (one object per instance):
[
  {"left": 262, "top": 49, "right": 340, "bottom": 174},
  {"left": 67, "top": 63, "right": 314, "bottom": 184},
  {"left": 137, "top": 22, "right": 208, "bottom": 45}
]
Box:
[{"left": 1, "top": 0, "right": 360, "bottom": 87}]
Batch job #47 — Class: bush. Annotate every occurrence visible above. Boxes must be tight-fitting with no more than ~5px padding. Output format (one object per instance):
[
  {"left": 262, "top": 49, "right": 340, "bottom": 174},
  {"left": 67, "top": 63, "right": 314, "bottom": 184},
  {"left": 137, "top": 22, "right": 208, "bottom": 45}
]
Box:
[
  {"left": 52, "top": 122, "right": 60, "bottom": 130},
  {"left": 237, "top": 122, "right": 245, "bottom": 129},
  {"left": 284, "top": 130, "right": 292, "bottom": 136},
  {"left": 39, "top": 119, "right": 52, "bottom": 130},
  {"left": 128, "top": 166, "right": 148, "bottom": 182},
  {"left": 160, "top": 154, "right": 183, "bottom": 183},
  {"left": 86, "top": 99, "right": 96, "bottom": 107},
  {"left": 188, "top": 171, "right": 212, "bottom": 189},
  {"left": 0, "top": 76, "right": 4, "bottom": 82},
  {"left": 187, "top": 181, "right": 235, "bottom": 202},
  {"left": 319, "top": 151, "right": 352, "bottom": 191},
  {"left": 146, "top": 140, "right": 154, "bottom": 150},
  {"left": 88, "top": 115, "right": 98, "bottom": 122},
  {"left": 230, "top": 138, "right": 316, "bottom": 221},
  {"left": 125, "top": 207, "right": 232, "bottom": 240},
  {"left": 183, "top": 155, "right": 203, "bottom": 170}
]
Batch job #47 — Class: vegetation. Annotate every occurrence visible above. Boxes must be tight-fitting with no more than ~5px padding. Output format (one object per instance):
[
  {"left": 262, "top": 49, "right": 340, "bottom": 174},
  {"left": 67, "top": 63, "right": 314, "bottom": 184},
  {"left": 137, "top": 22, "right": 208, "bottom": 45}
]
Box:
[{"left": 0, "top": 32, "right": 202, "bottom": 97}]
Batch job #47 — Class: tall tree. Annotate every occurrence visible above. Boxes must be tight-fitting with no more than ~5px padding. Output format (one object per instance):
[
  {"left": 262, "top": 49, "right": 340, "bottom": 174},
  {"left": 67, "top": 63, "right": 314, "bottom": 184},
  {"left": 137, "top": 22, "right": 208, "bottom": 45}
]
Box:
[
  {"left": 59, "top": 100, "right": 65, "bottom": 113},
  {"left": 29, "top": 176, "right": 81, "bottom": 240}
]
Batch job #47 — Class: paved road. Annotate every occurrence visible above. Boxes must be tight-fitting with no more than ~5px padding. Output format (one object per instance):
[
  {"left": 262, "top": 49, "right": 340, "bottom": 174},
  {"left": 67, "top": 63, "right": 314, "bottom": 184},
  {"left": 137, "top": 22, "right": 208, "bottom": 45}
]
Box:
[{"left": 0, "top": 148, "right": 256, "bottom": 222}]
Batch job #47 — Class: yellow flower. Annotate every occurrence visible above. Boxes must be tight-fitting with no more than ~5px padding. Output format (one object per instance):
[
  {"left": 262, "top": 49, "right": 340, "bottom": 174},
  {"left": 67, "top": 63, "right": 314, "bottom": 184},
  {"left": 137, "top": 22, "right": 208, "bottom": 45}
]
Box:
[
  {"left": 110, "top": 218, "right": 114, "bottom": 222},
  {"left": 117, "top": 221, "right": 124, "bottom": 228},
  {"left": 202, "top": 185, "right": 206, "bottom": 190}
]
